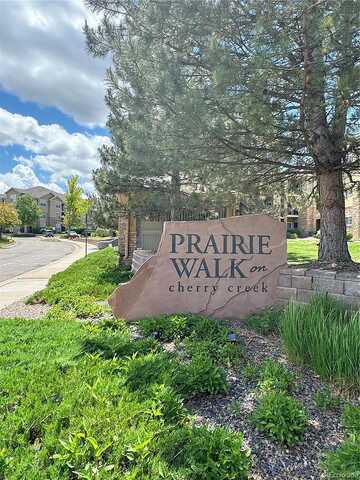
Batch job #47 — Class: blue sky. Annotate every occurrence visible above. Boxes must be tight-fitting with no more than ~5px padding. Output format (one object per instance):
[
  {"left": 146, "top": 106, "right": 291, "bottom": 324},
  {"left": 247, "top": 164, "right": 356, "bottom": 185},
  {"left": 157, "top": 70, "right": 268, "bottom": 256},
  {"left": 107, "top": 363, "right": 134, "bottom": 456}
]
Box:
[{"left": 0, "top": 0, "right": 110, "bottom": 194}]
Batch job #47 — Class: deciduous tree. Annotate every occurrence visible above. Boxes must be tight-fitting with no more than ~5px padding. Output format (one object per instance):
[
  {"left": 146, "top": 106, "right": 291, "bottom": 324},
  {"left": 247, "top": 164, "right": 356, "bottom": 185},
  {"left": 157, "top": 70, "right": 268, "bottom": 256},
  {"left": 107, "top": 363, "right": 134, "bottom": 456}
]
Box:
[
  {"left": 64, "top": 176, "right": 90, "bottom": 229},
  {"left": 0, "top": 203, "right": 19, "bottom": 238},
  {"left": 16, "top": 194, "right": 42, "bottom": 230}
]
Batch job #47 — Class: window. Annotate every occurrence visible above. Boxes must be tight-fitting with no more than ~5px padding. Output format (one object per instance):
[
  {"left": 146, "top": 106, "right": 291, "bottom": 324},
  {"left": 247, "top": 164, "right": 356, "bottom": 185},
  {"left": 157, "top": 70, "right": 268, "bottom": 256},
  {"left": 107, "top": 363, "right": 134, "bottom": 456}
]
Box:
[{"left": 346, "top": 216, "right": 352, "bottom": 227}]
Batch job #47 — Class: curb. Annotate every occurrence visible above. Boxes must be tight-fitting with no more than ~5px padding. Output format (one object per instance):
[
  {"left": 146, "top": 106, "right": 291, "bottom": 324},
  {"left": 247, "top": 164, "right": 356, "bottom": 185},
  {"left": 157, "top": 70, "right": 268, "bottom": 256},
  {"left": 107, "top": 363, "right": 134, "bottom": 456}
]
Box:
[
  {"left": 0, "top": 240, "right": 85, "bottom": 289},
  {"left": 0, "top": 239, "right": 17, "bottom": 249}
]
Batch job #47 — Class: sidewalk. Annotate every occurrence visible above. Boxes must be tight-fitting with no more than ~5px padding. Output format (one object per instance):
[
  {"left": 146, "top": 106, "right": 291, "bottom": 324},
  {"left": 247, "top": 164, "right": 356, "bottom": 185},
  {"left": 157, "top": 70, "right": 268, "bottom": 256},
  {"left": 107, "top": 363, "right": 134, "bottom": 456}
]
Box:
[{"left": 0, "top": 240, "right": 97, "bottom": 310}]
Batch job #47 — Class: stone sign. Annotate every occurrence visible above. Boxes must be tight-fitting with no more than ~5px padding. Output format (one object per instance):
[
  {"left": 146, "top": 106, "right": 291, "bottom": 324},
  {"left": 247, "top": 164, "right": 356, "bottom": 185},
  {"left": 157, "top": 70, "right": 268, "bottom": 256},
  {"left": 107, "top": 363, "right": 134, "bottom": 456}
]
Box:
[{"left": 109, "top": 215, "right": 287, "bottom": 321}]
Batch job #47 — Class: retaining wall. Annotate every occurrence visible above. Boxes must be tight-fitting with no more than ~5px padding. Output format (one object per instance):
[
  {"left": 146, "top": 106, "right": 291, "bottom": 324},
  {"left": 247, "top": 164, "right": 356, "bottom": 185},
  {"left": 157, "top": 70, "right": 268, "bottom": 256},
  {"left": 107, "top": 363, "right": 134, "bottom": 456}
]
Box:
[{"left": 278, "top": 267, "right": 360, "bottom": 307}]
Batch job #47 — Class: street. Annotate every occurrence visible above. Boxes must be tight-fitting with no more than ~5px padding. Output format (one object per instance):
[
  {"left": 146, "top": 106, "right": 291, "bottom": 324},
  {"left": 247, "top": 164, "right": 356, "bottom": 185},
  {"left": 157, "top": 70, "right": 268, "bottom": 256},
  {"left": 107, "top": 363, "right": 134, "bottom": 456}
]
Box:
[{"left": 0, "top": 237, "right": 75, "bottom": 283}]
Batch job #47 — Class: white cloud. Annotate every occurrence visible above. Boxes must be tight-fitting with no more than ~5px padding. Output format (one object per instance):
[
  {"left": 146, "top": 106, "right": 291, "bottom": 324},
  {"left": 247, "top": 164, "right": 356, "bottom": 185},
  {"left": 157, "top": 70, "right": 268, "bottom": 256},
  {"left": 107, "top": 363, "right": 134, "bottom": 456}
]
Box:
[
  {"left": 0, "top": 164, "right": 63, "bottom": 194},
  {"left": 0, "top": 108, "right": 110, "bottom": 192},
  {"left": 0, "top": 0, "right": 109, "bottom": 127}
]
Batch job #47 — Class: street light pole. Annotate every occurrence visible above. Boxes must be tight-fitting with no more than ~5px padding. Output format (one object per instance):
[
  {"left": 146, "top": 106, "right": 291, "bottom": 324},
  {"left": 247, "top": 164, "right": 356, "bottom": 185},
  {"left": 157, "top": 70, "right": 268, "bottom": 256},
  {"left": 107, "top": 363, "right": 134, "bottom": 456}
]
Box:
[{"left": 85, "top": 212, "right": 88, "bottom": 257}]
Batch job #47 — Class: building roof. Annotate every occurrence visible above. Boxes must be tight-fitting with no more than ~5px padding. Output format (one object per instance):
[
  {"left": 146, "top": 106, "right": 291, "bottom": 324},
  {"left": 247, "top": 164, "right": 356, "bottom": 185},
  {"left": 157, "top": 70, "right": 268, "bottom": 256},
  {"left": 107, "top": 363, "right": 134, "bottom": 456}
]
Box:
[{"left": 5, "top": 186, "right": 65, "bottom": 201}]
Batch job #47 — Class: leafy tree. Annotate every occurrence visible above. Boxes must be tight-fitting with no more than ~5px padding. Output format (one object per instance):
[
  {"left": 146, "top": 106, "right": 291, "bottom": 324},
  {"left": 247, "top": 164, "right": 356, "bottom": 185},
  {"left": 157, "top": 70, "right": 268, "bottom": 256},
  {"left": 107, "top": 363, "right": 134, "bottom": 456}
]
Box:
[
  {"left": 0, "top": 203, "right": 20, "bottom": 238},
  {"left": 16, "top": 194, "right": 42, "bottom": 230},
  {"left": 64, "top": 176, "right": 90, "bottom": 229},
  {"left": 86, "top": 0, "right": 360, "bottom": 264}
]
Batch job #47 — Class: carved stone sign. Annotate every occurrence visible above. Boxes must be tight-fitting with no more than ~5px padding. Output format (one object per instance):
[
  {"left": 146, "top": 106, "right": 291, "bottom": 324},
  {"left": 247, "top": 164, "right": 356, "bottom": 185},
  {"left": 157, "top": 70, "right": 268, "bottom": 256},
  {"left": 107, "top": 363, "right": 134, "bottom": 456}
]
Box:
[{"left": 109, "top": 215, "right": 287, "bottom": 321}]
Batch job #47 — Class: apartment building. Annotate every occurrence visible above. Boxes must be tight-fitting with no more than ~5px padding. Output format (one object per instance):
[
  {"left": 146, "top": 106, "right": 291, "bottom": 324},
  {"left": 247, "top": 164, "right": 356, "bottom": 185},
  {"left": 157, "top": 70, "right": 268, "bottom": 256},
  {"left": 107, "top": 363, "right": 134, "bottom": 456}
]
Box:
[
  {"left": 3, "top": 186, "right": 65, "bottom": 232},
  {"left": 288, "top": 186, "right": 360, "bottom": 240}
]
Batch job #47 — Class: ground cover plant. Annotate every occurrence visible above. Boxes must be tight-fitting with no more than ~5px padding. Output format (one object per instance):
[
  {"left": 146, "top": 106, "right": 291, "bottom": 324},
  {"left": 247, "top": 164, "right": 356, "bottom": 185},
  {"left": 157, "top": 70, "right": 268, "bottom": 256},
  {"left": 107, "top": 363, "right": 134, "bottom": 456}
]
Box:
[
  {"left": 0, "top": 317, "right": 251, "bottom": 479},
  {"left": 27, "top": 248, "right": 131, "bottom": 318},
  {"left": 322, "top": 405, "right": 360, "bottom": 478},
  {"left": 281, "top": 295, "right": 360, "bottom": 389}
]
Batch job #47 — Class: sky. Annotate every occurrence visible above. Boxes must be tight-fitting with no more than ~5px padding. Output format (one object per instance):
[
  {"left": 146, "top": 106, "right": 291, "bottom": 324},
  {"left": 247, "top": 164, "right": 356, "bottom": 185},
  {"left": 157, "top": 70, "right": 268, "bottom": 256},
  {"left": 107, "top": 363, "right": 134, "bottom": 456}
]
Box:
[{"left": 0, "top": 0, "right": 111, "bottom": 195}]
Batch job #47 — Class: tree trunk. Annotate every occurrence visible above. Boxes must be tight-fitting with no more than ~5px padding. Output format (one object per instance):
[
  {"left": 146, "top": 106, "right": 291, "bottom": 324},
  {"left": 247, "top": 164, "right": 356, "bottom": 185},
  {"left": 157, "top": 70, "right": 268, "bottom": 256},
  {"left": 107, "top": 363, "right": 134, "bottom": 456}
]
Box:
[{"left": 318, "top": 170, "right": 351, "bottom": 263}]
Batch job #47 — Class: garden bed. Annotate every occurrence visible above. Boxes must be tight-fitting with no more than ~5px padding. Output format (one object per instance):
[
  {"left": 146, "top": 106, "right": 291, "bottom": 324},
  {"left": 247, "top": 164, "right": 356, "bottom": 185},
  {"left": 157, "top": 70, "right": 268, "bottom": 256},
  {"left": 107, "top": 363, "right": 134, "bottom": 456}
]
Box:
[{"left": 0, "top": 249, "right": 359, "bottom": 479}]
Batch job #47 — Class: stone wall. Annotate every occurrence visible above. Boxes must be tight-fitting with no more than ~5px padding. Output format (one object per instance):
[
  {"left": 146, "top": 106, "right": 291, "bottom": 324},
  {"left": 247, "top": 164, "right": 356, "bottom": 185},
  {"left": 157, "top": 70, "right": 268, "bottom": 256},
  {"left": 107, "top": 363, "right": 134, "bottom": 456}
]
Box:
[{"left": 278, "top": 267, "right": 360, "bottom": 307}]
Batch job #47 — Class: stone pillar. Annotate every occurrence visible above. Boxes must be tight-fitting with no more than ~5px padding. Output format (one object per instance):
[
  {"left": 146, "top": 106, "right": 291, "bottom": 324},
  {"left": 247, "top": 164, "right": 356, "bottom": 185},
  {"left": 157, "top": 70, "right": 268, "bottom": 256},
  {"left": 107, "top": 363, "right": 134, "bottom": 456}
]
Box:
[{"left": 117, "top": 212, "right": 137, "bottom": 266}]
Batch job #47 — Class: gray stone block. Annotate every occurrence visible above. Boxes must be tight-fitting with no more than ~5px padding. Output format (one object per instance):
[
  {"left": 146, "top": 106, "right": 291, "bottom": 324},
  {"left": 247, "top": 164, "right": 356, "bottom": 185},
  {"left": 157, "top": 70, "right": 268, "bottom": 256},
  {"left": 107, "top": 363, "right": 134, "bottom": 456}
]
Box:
[
  {"left": 292, "top": 275, "right": 313, "bottom": 290},
  {"left": 297, "top": 288, "right": 314, "bottom": 303},
  {"left": 279, "top": 268, "right": 292, "bottom": 275},
  {"left": 332, "top": 293, "right": 360, "bottom": 307},
  {"left": 279, "top": 274, "right": 291, "bottom": 287},
  {"left": 306, "top": 269, "right": 336, "bottom": 278},
  {"left": 336, "top": 272, "right": 360, "bottom": 281},
  {"left": 344, "top": 281, "right": 360, "bottom": 298},
  {"left": 289, "top": 268, "right": 306, "bottom": 276},
  {"left": 277, "top": 286, "right": 297, "bottom": 299},
  {"left": 313, "top": 277, "right": 344, "bottom": 294}
]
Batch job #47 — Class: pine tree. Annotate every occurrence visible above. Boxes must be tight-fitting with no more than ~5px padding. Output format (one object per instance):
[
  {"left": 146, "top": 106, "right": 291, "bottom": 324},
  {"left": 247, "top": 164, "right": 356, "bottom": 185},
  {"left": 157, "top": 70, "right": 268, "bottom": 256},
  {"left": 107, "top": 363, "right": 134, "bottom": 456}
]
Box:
[{"left": 85, "top": 0, "right": 360, "bottom": 264}]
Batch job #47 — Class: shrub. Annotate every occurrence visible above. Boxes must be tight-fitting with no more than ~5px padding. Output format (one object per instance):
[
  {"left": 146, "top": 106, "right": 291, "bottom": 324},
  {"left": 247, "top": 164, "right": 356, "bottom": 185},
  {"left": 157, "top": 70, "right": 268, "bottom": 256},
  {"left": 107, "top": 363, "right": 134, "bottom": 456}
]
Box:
[
  {"left": 159, "top": 426, "right": 251, "bottom": 480},
  {"left": 122, "top": 352, "right": 173, "bottom": 392},
  {"left": 243, "top": 363, "right": 261, "bottom": 382},
  {"left": 287, "top": 232, "right": 298, "bottom": 239},
  {"left": 92, "top": 227, "right": 110, "bottom": 237},
  {"left": 139, "top": 313, "right": 194, "bottom": 341},
  {"left": 251, "top": 391, "right": 308, "bottom": 446},
  {"left": 184, "top": 338, "right": 244, "bottom": 367},
  {"left": 322, "top": 435, "right": 360, "bottom": 479},
  {"left": 149, "top": 384, "right": 188, "bottom": 425},
  {"left": 347, "top": 232, "right": 353, "bottom": 241},
  {"left": 313, "top": 387, "right": 341, "bottom": 411},
  {"left": 174, "top": 354, "right": 228, "bottom": 398},
  {"left": 58, "top": 294, "right": 104, "bottom": 318},
  {"left": 343, "top": 405, "right": 360, "bottom": 435},
  {"left": 281, "top": 295, "right": 360, "bottom": 388},
  {"left": 244, "top": 308, "right": 282, "bottom": 335},
  {"left": 257, "top": 359, "right": 295, "bottom": 394},
  {"left": 322, "top": 404, "right": 360, "bottom": 478}
]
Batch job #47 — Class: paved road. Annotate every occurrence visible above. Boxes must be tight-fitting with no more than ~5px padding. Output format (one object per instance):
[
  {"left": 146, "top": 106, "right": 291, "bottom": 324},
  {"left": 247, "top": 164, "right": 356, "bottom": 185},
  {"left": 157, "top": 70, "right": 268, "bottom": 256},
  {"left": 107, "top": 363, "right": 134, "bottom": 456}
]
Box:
[{"left": 0, "top": 237, "right": 75, "bottom": 283}]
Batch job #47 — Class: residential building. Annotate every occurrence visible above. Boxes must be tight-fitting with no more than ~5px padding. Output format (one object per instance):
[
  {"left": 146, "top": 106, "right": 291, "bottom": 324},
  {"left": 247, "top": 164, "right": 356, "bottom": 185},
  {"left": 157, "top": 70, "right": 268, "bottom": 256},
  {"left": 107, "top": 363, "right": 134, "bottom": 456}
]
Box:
[
  {"left": 3, "top": 186, "right": 65, "bottom": 232},
  {"left": 287, "top": 185, "right": 360, "bottom": 240}
]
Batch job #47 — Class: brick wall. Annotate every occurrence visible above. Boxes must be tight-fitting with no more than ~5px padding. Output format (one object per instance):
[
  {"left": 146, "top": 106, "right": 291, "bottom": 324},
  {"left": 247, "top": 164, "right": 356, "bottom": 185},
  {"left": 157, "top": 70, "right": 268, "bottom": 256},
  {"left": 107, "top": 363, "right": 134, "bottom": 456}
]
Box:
[{"left": 278, "top": 268, "right": 360, "bottom": 307}]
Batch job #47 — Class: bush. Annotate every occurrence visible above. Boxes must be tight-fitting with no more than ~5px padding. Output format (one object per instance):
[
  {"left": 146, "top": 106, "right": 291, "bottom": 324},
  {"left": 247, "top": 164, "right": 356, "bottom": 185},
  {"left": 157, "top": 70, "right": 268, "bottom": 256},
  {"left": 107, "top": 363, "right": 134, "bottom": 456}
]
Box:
[
  {"left": 184, "top": 338, "right": 244, "bottom": 367},
  {"left": 287, "top": 232, "right": 298, "bottom": 239},
  {"left": 251, "top": 391, "right": 308, "bottom": 446},
  {"left": 257, "top": 359, "right": 295, "bottom": 394},
  {"left": 159, "top": 426, "right": 251, "bottom": 480},
  {"left": 281, "top": 295, "right": 360, "bottom": 389},
  {"left": 149, "top": 384, "right": 188, "bottom": 425},
  {"left": 92, "top": 227, "right": 110, "bottom": 237},
  {"left": 322, "top": 406, "right": 360, "bottom": 478},
  {"left": 244, "top": 308, "right": 282, "bottom": 335},
  {"left": 322, "top": 435, "right": 360, "bottom": 479},
  {"left": 174, "top": 354, "right": 228, "bottom": 398},
  {"left": 343, "top": 405, "right": 360, "bottom": 435},
  {"left": 139, "top": 313, "right": 194, "bottom": 341},
  {"left": 347, "top": 232, "right": 353, "bottom": 241},
  {"left": 313, "top": 387, "right": 341, "bottom": 411}
]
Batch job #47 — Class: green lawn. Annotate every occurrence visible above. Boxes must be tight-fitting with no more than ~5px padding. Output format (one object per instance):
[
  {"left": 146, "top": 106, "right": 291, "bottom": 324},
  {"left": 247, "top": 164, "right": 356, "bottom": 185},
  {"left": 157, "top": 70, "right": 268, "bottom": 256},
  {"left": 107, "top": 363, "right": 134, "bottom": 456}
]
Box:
[{"left": 288, "top": 239, "right": 360, "bottom": 264}]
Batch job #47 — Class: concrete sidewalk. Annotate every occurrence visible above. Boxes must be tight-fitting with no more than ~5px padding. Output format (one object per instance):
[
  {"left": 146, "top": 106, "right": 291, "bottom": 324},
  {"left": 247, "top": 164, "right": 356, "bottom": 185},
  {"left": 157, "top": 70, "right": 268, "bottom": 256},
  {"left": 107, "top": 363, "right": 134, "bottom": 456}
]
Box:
[{"left": 0, "top": 240, "right": 97, "bottom": 310}]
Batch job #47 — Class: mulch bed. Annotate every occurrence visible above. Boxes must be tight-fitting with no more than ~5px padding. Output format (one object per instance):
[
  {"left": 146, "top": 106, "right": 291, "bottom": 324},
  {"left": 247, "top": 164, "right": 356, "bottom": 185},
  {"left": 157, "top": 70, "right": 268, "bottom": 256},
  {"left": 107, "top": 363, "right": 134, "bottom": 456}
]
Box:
[
  {"left": 187, "top": 328, "right": 351, "bottom": 480},
  {"left": 0, "top": 301, "right": 50, "bottom": 319}
]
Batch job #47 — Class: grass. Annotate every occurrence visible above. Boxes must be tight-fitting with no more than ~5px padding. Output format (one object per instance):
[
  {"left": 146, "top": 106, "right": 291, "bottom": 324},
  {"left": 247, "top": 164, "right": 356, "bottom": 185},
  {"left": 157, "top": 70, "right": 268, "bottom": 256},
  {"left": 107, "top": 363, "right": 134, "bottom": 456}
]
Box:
[
  {"left": 287, "top": 238, "right": 360, "bottom": 264},
  {"left": 281, "top": 295, "right": 360, "bottom": 389}
]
